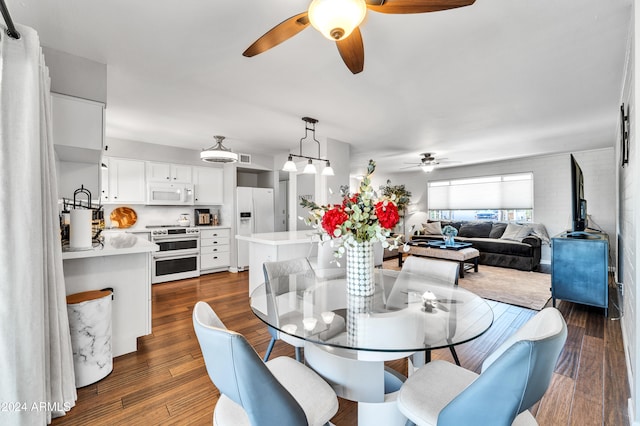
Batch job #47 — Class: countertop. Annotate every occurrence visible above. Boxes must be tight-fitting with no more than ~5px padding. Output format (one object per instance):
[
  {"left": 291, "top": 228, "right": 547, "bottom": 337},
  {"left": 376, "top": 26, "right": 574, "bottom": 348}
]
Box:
[
  {"left": 235, "top": 230, "right": 318, "bottom": 246},
  {"left": 62, "top": 233, "right": 158, "bottom": 260},
  {"left": 102, "top": 225, "right": 230, "bottom": 232}
]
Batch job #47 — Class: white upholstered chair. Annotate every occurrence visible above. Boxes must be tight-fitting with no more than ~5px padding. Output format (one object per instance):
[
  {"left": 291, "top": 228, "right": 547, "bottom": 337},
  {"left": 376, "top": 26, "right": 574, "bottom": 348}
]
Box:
[
  {"left": 262, "top": 258, "right": 315, "bottom": 362},
  {"left": 192, "top": 301, "right": 339, "bottom": 426},
  {"left": 397, "top": 307, "right": 567, "bottom": 426},
  {"left": 314, "top": 239, "right": 346, "bottom": 280},
  {"left": 373, "top": 241, "right": 384, "bottom": 268},
  {"left": 401, "top": 255, "right": 460, "bottom": 285},
  {"left": 386, "top": 255, "right": 462, "bottom": 364}
]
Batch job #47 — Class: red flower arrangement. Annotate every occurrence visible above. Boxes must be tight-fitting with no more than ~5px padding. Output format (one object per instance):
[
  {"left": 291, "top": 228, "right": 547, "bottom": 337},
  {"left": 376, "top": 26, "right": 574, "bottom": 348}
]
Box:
[
  {"left": 321, "top": 206, "right": 349, "bottom": 234},
  {"left": 375, "top": 201, "right": 400, "bottom": 229},
  {"left": 301, "top": 160, "right": 402, "bottom": 245}
]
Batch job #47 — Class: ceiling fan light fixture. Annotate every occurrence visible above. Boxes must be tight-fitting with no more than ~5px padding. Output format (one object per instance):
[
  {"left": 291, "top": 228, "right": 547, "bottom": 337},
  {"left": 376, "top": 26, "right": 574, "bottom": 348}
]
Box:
[
  {"left": 308, "top": 0, "right": 367, "bottom": 41},
  {"left": 283, "top": 155, "right": 298, "bottom": 172},
  {"left": 200, "top": 135, "right": 238, "bottom": 163},
  {"left": 421, "top": 163, "right": 435, "bottom": 173}
]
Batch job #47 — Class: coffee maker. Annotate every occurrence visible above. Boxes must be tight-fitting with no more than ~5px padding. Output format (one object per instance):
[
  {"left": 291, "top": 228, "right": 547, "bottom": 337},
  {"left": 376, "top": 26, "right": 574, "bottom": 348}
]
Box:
[{"left": 195, "top": 208, "right": 212, "bottom": 226}]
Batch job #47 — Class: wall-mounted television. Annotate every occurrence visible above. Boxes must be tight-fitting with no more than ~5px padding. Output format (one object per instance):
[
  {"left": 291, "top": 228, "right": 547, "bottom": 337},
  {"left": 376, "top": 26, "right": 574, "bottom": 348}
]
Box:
[{"left": 570, "top": 154, "right": 587, "bottom": 232}]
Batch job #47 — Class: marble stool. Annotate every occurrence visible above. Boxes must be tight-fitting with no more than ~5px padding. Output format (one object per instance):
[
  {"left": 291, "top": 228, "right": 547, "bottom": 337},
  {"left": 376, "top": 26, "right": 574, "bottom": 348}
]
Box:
[{"left": 66, "top": 289, "right": 113, "bottom": 387}]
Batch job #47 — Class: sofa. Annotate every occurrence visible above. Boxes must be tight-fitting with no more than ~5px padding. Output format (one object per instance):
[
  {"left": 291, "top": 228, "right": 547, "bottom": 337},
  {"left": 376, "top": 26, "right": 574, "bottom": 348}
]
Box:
[{"left": 411, "top": 220, "right": 548, "bottom": 272}]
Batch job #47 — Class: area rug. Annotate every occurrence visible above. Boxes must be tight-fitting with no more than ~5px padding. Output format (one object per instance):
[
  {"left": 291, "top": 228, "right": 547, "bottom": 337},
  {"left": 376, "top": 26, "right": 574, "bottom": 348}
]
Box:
[
  {"left": 457, "top": 265, "right": 551, "bottom": 310},
  {"left": 383, "top": 258, "right": 551, "bottom": 310}
]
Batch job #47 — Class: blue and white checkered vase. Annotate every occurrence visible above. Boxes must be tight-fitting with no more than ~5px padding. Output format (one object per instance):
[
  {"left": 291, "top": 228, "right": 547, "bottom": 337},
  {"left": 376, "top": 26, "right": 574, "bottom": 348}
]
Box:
[{"left": 345, "top": 240, "right": 375, "bottom": 296}]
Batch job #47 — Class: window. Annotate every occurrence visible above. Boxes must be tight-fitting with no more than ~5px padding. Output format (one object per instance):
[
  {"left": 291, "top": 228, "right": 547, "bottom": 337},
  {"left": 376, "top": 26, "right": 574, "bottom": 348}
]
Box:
[{"left": 428, "top": 173, "right": 533, "bottom": 221}]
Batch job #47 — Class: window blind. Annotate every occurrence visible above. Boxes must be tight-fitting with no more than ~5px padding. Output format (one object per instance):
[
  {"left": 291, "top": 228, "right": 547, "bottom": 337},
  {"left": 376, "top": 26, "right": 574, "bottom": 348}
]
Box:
[{"left": 428, "top": 173, "right": 533, "bottom": 210}]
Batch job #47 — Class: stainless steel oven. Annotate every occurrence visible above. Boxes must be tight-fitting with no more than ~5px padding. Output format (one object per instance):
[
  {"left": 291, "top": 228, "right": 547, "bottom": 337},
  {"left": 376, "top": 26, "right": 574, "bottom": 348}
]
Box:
[{"left": 149, "top": 226, "right": 200, "bottom": 284}]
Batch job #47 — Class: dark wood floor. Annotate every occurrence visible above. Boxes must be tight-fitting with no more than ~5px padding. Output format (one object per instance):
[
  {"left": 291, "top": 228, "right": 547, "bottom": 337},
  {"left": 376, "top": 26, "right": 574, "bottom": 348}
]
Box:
[{"left": 52, "top": 260, "right": 630, "bottom": 425}]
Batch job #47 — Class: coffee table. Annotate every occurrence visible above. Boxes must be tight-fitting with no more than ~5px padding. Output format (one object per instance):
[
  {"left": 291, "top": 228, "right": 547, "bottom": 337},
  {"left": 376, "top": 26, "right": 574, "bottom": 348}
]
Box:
[{"left": 404, "top": 241, "right": 480, "bottom": 278}]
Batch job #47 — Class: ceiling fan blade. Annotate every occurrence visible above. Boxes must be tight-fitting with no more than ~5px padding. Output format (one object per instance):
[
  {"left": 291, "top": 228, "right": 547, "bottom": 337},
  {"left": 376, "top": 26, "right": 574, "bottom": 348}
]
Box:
[
  {"left": 367, "top": 0, "right": 475, "bottom": 14},
  {"left": 336, "top": 27, "right": 365, "bottom": 74},
  {"left": 243, "top": 12, "right": 310, "bottom": 57}
]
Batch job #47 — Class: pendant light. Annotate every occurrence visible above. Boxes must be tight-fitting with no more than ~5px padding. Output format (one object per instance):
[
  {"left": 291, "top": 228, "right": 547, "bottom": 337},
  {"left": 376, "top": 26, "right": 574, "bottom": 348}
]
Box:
[
  {"left": 282, "top": 117, "right": 334, "bottom": 176},
  {"left": 200, "top": 135, "right": 238, "bottom": 163}
]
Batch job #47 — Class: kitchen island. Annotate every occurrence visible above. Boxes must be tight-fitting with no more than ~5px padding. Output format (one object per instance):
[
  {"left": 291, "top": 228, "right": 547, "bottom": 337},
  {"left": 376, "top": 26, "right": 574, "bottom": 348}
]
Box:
[
  {"left": 62, "top": 233, "right": 158, "bottom": 356},
  {"left": 236, "top": 231, "right": 318, "bottom": 293}
]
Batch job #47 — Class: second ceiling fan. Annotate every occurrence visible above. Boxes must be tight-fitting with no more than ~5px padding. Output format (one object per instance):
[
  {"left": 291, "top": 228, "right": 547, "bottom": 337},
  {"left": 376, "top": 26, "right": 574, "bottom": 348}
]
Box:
[{"left": 243, "top": 0, "right": 476, "bottom": 74}]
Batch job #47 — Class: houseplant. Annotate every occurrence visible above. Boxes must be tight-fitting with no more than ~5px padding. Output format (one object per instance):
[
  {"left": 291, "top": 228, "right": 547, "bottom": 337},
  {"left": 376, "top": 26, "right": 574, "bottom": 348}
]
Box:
[{"left": 300, "top": 159, "right": 403, "bottom": 295}]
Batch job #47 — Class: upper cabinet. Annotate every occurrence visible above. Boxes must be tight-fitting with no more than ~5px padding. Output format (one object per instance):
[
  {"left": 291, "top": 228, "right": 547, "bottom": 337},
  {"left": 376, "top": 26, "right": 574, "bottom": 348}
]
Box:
[
  {"left": 52, "top": 93, "right": 104, "bottom": 163},
  {"left": 101, "top": 157, "right": 146, "bottom": 204},
  {"left": 193, "top": 166, "right": 224, "bottom": 205},
  {"left": 147, "top": 162, "right": 192, "bottom": 183}
]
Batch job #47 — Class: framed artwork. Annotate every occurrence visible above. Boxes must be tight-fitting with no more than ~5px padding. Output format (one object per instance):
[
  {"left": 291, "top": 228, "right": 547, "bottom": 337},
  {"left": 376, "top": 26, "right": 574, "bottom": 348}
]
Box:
[{"left": 621, "top": 103, "right": 629, "bottom": 167}]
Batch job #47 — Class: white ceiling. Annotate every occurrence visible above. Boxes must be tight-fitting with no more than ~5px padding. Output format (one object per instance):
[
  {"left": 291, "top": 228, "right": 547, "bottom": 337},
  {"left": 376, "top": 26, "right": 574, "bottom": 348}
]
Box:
[{"left": 6, "top": 0, "right": 632, "bottom": 175}]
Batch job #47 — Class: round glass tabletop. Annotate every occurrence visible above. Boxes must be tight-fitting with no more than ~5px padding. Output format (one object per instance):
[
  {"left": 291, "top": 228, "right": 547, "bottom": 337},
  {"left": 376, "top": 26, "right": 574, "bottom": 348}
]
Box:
[{"left": 250, "top": 268, "right": 494, "bottom": 353}]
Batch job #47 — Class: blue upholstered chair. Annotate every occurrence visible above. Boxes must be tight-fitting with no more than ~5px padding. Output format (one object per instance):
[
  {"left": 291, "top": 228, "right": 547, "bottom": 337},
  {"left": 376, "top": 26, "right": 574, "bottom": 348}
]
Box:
[
  {"left": 262, "top": 258, "right": 316, "bottom": 362},
  {"left": 397, "top": 307, "right": 568, "bottom": 426},
  {"left": 192, "top": 301, "right": 339, "bottom": 426}
]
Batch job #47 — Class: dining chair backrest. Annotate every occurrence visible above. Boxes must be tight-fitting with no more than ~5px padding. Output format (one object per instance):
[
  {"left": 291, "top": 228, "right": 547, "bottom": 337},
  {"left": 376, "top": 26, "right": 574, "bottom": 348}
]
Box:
[
  {"left": 263, "top": 257, "right": 316, "bottom": 297},
  {"left": 316, "top": 239, "right": 346, "bottom": 269},
  {"left": 372, "top": 241, "right": 384, "bottom": 268},
  {"left": 192, "top": 301, "right": 308, "bottom": 426},
  {"left": 401, "top": 255, "right": 459, "bottom": 285},
  {"left": 437, "top": 307, "right": 567, "bottom": 425}
]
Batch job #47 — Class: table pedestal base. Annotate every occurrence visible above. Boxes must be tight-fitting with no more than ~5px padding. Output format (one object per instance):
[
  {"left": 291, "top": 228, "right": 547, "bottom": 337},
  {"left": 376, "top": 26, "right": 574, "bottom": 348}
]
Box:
[{"left": 305, "top": 343, "right": 415, "bottom": 426}]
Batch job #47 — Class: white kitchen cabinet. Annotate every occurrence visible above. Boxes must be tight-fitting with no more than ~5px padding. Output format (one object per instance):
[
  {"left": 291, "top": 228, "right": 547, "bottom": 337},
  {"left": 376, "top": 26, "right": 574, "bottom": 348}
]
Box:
[
  {"left": 147, "top": 161, "right": 192, "bottom": 183},
  {"left": 52, "top": 93, "right": 105, "bottom": 163},
  {"left": 101, "top": 157, "right": 146, "bottom": 204},
  {"left": 193, "top": 166, "right": 224, "bottom": 205},
  {"left": 200, "top": 228, "right": 230, "bottom": 273}
]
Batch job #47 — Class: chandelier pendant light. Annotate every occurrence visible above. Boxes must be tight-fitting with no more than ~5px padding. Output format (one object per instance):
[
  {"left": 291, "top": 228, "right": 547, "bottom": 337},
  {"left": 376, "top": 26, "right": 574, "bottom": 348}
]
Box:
[
  {"left": 282, "top": 117, "right": 334, "bottom": 176},
  {"left": 308, "top": 0, "right": 367, "bottom": 41},
  {"left": 200, "top": 135, "right": 238, "bottom": 163}
]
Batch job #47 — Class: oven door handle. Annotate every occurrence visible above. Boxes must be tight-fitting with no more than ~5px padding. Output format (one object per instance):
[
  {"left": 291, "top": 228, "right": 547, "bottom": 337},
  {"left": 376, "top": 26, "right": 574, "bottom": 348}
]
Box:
[
  {"left": 152, "top": 237, "right": 200, "bottom": 243},
  {"left": 153, "top": 250, "right": 200, "bottom": 260}
]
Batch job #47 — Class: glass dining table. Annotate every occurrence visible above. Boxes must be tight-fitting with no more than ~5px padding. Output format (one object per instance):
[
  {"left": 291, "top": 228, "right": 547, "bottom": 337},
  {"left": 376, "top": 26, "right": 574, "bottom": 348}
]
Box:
[{"left": 249, "top": 268, "right": 494, "bottom": 426}]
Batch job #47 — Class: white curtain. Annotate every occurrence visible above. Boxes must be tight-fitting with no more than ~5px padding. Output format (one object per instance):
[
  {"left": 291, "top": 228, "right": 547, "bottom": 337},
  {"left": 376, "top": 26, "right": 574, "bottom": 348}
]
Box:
[{"left": 0, "top": 24, "right": 77, "bottom": 425}]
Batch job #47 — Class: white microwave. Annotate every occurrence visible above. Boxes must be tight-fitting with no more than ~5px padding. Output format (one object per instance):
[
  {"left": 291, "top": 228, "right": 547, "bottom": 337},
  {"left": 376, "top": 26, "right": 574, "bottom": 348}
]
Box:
[{"left": 147, "top": 183, "right": 194, "bottom": 205}]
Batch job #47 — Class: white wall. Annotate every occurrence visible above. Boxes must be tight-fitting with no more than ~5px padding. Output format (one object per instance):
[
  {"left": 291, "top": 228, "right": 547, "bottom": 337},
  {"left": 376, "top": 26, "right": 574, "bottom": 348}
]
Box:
[
  {"left": 620, "top": 4, "right": 639, "bottom": 423},
  {"left": 43, "top": 47, "right": 107, "bottom": 104},
  {"left": 373, "top": 148, "right": 616, "bottom": 265},
  {"left": 57, "top": 160, "right": 100, "bottom": 203}
]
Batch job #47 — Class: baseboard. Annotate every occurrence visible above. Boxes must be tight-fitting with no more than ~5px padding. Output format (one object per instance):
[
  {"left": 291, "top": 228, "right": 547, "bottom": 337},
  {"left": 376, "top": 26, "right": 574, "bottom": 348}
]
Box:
[{"left": 628, "top": 398, "right": 638, "bottom": 425}]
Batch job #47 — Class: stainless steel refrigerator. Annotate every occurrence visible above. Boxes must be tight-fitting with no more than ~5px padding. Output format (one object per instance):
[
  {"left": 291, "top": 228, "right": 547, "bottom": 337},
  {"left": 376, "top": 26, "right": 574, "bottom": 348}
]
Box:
[{"left": 236, "top": 187, "right": 275, "bottom": 270}]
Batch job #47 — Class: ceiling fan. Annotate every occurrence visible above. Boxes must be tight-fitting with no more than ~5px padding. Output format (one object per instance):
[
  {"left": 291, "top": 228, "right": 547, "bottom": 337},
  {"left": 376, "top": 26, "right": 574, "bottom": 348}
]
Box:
[
  {"left": 243, "top": 0, "right": 476, "bottom": 74},
  {"left": 402, "top": 153, "right": 454, "bottom": 172}
]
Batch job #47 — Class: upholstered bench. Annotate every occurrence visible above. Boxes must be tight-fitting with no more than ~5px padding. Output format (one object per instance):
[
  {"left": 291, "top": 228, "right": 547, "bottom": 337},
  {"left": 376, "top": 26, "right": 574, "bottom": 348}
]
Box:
[{"left": 404, "top": 245, "right": 480, "bottom": 278}]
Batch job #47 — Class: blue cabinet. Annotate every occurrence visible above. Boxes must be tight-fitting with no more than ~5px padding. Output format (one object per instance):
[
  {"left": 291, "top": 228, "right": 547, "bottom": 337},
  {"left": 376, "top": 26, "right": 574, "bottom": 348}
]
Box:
[{"left": 551, "top": 233, "right": 608, "bottom": 315}]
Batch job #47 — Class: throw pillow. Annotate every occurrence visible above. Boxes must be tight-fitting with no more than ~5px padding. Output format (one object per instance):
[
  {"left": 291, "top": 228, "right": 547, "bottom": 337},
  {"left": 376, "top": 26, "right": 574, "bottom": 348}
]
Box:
[
  {"left": 500, "top": 223, "right": 532, "bottom": 242},
  {"left": 489, "top": 223, "right": 508, "bottom": 239},
  {"left": 518, "top": 222, "right": 550, "bottom": 244},
  {"left": 458, "top": 222, "right": 492, "bottom": 238},
  {"left": 422, "top": 221, "right": 443, "bottom": 235}
]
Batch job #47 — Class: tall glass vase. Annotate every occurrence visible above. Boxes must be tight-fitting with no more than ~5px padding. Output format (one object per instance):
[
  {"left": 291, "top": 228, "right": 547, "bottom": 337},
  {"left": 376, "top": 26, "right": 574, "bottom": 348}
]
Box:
[{"left": 346, "top": 240, "right": 375, "bottom": 296}]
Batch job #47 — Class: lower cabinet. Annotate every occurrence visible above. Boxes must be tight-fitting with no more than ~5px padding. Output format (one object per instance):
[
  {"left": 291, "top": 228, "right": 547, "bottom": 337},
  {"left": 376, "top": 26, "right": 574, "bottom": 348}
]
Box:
[
  {"left": 200, "top": 228, "right": 230, "bottom": 273},
  {"left": 551, "top": 232, "right": 609, "bottom": 315}
]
